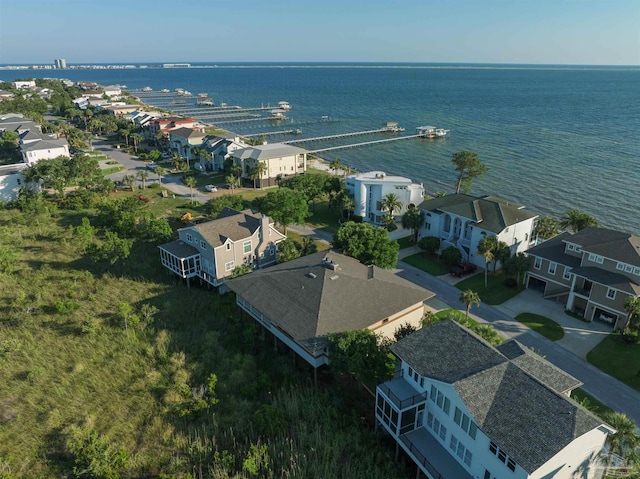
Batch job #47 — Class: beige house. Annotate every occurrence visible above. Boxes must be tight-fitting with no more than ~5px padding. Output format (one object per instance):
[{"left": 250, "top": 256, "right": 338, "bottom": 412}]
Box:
[
  {"left": 229, "top": 143, "right": 307, "bottom": 188},
  {"left": 158, "top": 208, "right": 286, "bottom": 287},
  {"left": 227, "top": 250, "right": 435, "bottom": 372},
  {"left": 168, "top": 127, "right": 206, "bottom": 160},
  {"left": 525, "top": 227, "right": 640, "bottom": 330}
]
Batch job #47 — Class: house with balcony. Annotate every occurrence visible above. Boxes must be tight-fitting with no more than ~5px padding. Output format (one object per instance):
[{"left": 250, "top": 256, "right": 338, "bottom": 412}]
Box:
[
  {"left": 417, "top": 194, "right": 538, "bottom": 269},
  {"left": 158, "top": 207, "right": 286, "bottom": 287},
  {"left": 376, "top": 319, "right": 613, "bottom": 479},
  {"left": 145, "top": 116, "right": 197, "bottom": 142},
  {"left": 168, "top": 127, "right": 206, "bottom": 160},
  {"left": 229, "top": 143, "right": 307, "bottom": 188},
  {"left": 345, "top": 171, "right": 424, "bottom": 225},
  {"left": 227, "top": 250, "right": 434, "bottom": 373},
  {"left": 197, "top": 134, "right": 249, "bottom": 172},
  {"left": 525, "top": 227, "right": 640, "bottom": 330}
]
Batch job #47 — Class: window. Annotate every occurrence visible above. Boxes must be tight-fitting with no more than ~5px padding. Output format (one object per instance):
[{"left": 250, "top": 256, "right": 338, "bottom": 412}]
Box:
[
  {"left": 625, "top": 264, "right": 633, "bottom": 272},
  {"left": 225, "top": 261, "right": 235, "bottom": 272},
  {"left": 498, "top": 449, "right": 507, "bottom": 463},
  {"left": 606, "top": 288, "right": 616, "bottom": 300},
  {"left": 430, "top": 385, "right": 450, "bottom": 415},
  {"left": 186, "top": 234, "right": 193, "bottom": 243},
  {"left": 200, "top": 240, "right": 206, "bottom": 249},
  {"left": 548, "top": 262, "right": 557, "bottom": 275},
  {"left": 588, "top": 253, "right": 604, "bottom": 264},
  {"left": 226, "top": 242, "right": 231, "bottom": 251},
  {"left": 534, "top": 257, "right": 542, "bottom": 270},
  {"left": 269, "top": 247, "right": 275, "bottom": 256},
  {"left": 243, "top": 241, "right": 251, "bottom": 254},
  {"left": 449, "top": 435, "right": 472, "bottom": 467},
  {"left": 507, "top": 458, "right": 516, "bottom": 472},
  {"left": 568, "top": 244, "right": 575, "bottom": 251},
  {"left": 617, "top": 262, "right": 625, "bottom": 271},
  {"left": 563, "top": 267, "right": 571, "bottom": 280},
  {"left": 454, "top": 407, "right": 478, "bottom": 439},
  {"left": 489, "top": 441, "right": 498, "bottom": 454}
]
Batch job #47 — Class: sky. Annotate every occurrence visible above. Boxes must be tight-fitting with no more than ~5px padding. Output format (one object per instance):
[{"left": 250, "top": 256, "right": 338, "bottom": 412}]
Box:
[{"left": 0, "top": 0, "right": 639, "bottom": 66}]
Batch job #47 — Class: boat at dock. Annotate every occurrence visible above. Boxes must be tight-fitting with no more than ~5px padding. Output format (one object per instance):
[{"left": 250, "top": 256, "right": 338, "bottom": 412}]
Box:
[
  {"left": 383, "top": 121, "right": 405, "bottom": 132},
  {"left": 142, "top": 86, "right": 152, "bottom": 92},
  {"left": 160, "top": 89, "right": 170, "bottom": 93},
  {"left": 278, "top": 101, "right": 291, "bottom": 110},
  {"left": 416, "top": 125, "right": 450, "bottom": 138},
  {"left": 270, "top": 109, "right": 287, "bottom": 120}
]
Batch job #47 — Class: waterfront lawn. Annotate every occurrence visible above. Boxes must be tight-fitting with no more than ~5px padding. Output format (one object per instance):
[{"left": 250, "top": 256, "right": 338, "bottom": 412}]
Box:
[
  {"left": 402, "top": 253, "right": 449, "bottom": 276},
  {"left": 587, "top": 333, "right": 640, "bottom": 393},
  {"left": 570, "top": 388, "right": 614, "bottom": 418},
  {"left": 455, "top": 273, "right": 521, "bottom": 305},
  {"left": 515, "top": 313, "right": 564, "bottom": 341},
  {"left": 307, "top": 200, "right": 341, "bottom": 235}
]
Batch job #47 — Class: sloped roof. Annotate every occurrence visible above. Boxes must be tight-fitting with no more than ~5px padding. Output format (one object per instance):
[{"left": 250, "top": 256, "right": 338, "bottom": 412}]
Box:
[
  {"left": 232, "top": 143, "right": 307, "bottom": 161},
  {"left": 227, "top": 250, "right": 433, "bottom": 355},
  {"left": 526, "top": 232, "right": 581, "bottom": 267},
  {"left": 169, "top": 127, "right": 204, "bottom": 139},
  {"left": 571, "top": 266, "right": 640, "bottom": 295},
  {"left": 391, "top": 320, "right": 607, "bottom": 474},
  {"left": 568, "top": 227, "right": 640, "bottom": 266},
  {"left": 418, "top": 194, "right": 537, "bottom": 234},
  {"left": 158, "top": 239, "right": 199, "bottom": 258},
  {"left": 187, "top": 208, "right": 262, "bottom": 247},
  {"left": 21, "top": 138, "right": 69, "bottom": 152}
]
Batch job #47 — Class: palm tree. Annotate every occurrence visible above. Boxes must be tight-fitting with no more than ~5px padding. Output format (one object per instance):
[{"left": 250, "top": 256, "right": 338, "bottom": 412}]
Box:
[
  {"left": 131, "top": 133, "right": 143, "bottom": 153},
  {"left": 154, "top": 166, "right": 168, "bottom": 184},
  {"left": 381, "top": 193, "right": 403, "bottom": 223},
  {"left": 183, "top": 176, "right": 196, "bottom": 204},
  {"left": 535, "top": 216, "right": 559, "bottom": 241},
  {"left": 136, "top": 170, "right": 150, "bottom": 190},
  {"left": 121, "top": 127, "right": 131, "bottom": 146},
  {"left": 493, "top": 241, "right": 510, "bottom": 273},
  {"left": 623, "top": 296, "right": 640, "bottom": 335},
  {"left": 559, "top": 209, "right": 598, "bottom": 233},
  {"left": 330, "top": 158, "right": 342, "bottom": 176},
  {"left": 121, "top": 174, "right": 136, "bottom": 192},
  {"left": 254, "top": 161, "right": 267, "bottom": 189},
  {"left": 401, "top": 208, "right": 425, "bottom": 243},
  {"left": 226, "top": 174, "right": 239, "bottom": 193},
  {"left": 602, "top": 411, "right": 640, "bottom": 477},
  {"left": 182, "top": 144, "right": 191, "bottom": 170},
  {"left": 477, "top": 236, "right": 498, "bottom": 288},
  {"left": 459, "top": 289, "right": 481, "bottom": 320},
  {"left": 171, "top": 152, "right": 182, "bottom": 171}
]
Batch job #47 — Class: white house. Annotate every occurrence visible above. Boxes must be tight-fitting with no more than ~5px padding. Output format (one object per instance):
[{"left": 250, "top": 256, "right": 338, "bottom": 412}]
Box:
[
  {"left": 230, "top": 143, "right": 307, "bottom": 188},
  {"left": 0, "top": 164, "right": 27, "bottom": 202},
  {"left": 376, "top": 319, "right": 613, "bottom": 479},
  {"left": 198, "top": 134, "right": 249, "bottom": 172},
  {"left": 103, "top": 85, "right": 122, "bottom": 97},
  {"left": 0, "top": 113, "right": 40, "bottom": 135},
  {"left": 418, "top": 194, "right": 538, "bottom": 268},
  {"left": 345, "top": 171, "right": 424, "bottom": 225},
  {"left": 168, "top": 127, "right": 206, "bottom": 160},
  {"left": 13, "top": 80, "right": 36, "bottom": 90}
]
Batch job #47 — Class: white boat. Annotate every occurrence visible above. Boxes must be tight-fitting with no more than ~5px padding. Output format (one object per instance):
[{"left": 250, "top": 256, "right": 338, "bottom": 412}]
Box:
[
  {"left": 160, "top": 89, "right": 170, "bottom": 93},
  {"left": 142, "top": 86, "right": 152, "bottom": 92},
  {"left": 416, "top": 125, "right": 449, "bottom": 138},
  {"left": 175, "top": 88, "right": 185, "bottom": 95},
  {"left": 183, "top": 90, "right": 192, "bottom": 96},
  {"left": 198, "top": 93, "right": 208, "bottom": 98},
  {"left": 384, "top": 121, "right": 404, "bottom": 132},
  {"left": 270, "top": 109, "right": 287, "bottom": 120},
  {"left": 278, "top": 101, "right": 291, "bottom": 110},
  {"left": 199, "top": 99, "right": 214, "bottom": 106},
  {"left": 435, "top": 128, "right": 450, "bottom": 137}
]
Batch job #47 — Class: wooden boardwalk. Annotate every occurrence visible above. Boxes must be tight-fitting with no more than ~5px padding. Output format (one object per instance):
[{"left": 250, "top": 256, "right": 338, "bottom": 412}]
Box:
[
  {"left": 283, "top": 127, "right": 395, "bottom": 145},
  {"left": 306, "top": 134, "right": 421, "bottom": 154}
]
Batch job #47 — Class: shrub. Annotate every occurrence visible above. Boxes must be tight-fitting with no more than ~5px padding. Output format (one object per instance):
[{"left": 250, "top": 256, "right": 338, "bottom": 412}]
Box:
[
  {"left": 503, "top": 277, "right": 518, "bottom": 288},
  {"left": 55, "top": 299, "right": 81, "bottom": 315},
  {"left": 441, "top": 246, "right": 462, "bottom": 267},
  {"left": 418, "top": 236, "right": 440, "bottom": 255}
]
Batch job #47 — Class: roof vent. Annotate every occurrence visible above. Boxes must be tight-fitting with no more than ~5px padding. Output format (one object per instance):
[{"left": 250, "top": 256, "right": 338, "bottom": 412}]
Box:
[
  {"left": 322, "top": 257, "right": 339, "bottom": 270},
  {"left": 306, "top": 272, "right": 317, "bottom": 279}
]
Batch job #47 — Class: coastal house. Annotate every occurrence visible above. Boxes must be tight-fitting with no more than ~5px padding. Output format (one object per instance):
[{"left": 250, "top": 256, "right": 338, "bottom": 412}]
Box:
[
  {"left": 20, "top": 136, "right": 70, "bottom": 165},
  {"left": 227, "top": 250, "right": 435, "bottom": 372},
  {"left": 168, "top": 127, "right": 206, "bottom": 160},
  {"left": 158, "top": 207, "right": 286, "bottom": 287},
  {"left": 103, "top": 104, "right": 140, "bottom": 117},
  {"left": 13, "top": 80, "right": 36, "bottom": 90},
  {"left": 146, "top": 116, "right": 197, "bottom": 142},
  {"left": 524, "top": 227, "right": 640, "bottom": 330},
  {"left": 377, "top": 319, "right": 613, "bottom": 479},
  {"left": 345, "top": 171, "right": 424, "bottom": 225},
  {"left": 0, "top": 164, "right": 27, "bottom": 202},
  {"left": 0, "top": 113, "right": 41, "bottom": 135},
  {"left": 417, "top": 194, "right": 538, "bottom": 269},
  {"left": 198, "top": 134, "right": 249, "bottom": 172},
  {"left": 103, "top": 85, "right": 122, "bottom": 97},
  {"left": 229, "top": 143, "right": 307, "bottom": 188},
  {"left": 0, "top": 90, "right": 15, "bottom": 101}
]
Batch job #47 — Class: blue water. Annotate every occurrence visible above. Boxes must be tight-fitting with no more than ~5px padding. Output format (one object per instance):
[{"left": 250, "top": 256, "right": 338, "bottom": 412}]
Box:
[{"left": 2, "top": 64, "right": 639, "bottom": 233}]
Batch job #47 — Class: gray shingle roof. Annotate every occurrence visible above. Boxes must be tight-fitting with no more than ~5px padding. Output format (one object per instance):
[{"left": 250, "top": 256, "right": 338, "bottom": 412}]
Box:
[
  {"left": 158, "top": 240, "right": 200, "bottom": 258},
  {"left": 418, "top": 194, "right": 537, "bottom": 234},
  {"left": 227, "top": 251, "right": 434, "bottom": 355},
  {"left": 186, "top": 208, "right": 262, "bottom": 247},
  {"left": 21, "top": 138, "right": 69, "bottom": 152},
  {"left": 170, "top": 127, "right": 205, "bottom": 139},
  {"left": 232, "top": 143, "right": 307, "bottom": 161},
  {"left": 571, "top": 266, "right": 640, "bottom": 295},
  {"left": 526, "top": 232, "right": 582, "bottom": 268},
  {"left": 391, "top": 320, "right": 607, "bottom": 474},
  {"left": 569, "top": 227, "right": 640, "bottom": 266}
]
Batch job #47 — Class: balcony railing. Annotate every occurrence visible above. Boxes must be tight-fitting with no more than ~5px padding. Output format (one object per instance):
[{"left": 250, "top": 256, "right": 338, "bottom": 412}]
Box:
[
  {"left": 378, "top": 381, "right": 427, "bottom": 410},
  {"left": 401, "top": 436, "right": 444, "bottom": 479},
  {"left": 573, "top": 287, "right": 591, "bottom": 298}
]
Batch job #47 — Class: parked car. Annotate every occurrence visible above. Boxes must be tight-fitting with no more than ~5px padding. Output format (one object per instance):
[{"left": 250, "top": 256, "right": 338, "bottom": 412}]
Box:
[
  {"left": 205, "top": 185, "right": 218, "bottom": 192},
  {"left": 147, "top": 162, "right": 157, "bottom": 170},
  {"left": 450, "top": 262, "right": 478, "bottom": 277}
]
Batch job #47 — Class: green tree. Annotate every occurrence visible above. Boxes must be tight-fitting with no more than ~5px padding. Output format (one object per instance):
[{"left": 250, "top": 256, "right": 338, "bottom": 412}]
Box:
[
  {"left": 623, "top": 296, "right": 640, "bottom": 335},
  {"left": 0, "top": 248, "right": 18, "bottom": 273},
  {"left": 121, "top": 174, "right": 136, "bottom": 191},
  {"left": 559, "top": 209, "right": 598, "bottom": 233},
  {"left": 258, "top": 188, "right": 309, "bottom": 234},
  {"left": 477, "top": 235, "right": 498, "bottom": 287},
  {"left": 153, "top": 166, "right": 167, "bottom": 184},
  {"left": 22, "top": 155, "right": 70, "bottom": 196},
  {"left": 394, "top": 322, "right": 418, "bottom": 342},
  {"left": 64, "top": 423, "right": 129, "bottom": 479},
  {"left": 130, "top": 132, "right": 143, "bottom": 153},
  {"left": 87, "top": 231, "right": 133, "bottom": 271},
  {"left": 328, "top": 329, "right": 393, "bottom": 386},
  {"left": 231, "top": 264, "right": 253, "bottom": 278},
  {"left": 74, "top": 217, "right": 96, "bottom": 252},
  {"left": 380, "top": 193, "right": 403, "bottom": 222},
  {"left": 452, "top": 150, "right": 489, "bottom": 194},
  {"left": 252, "top": 161, "right": 268, "bottom": 189},
  {"left": 459, "top": 289, "right": 481, "bottom": 320},
  {"left": 417, "top": 236, "right": 440, "bottom": 256},
  {"left": 493, "top": 241, "right": 511, "bottom": 273},
  {"left": 440, "top": 246, "right": 462, "bottom": 267},
  {"left": 226, "top": 174, "right": 240, "bottom": 193},
  {"left": 300, "top": 236, "right": 317, "bottom": 256},
  {"left": 280, "top": 174, "right": 326, "bottom": 212},
  {"left": 333, "top": 221, "right": 399, "bottom": 269},
  {"left": 0, "top": 130, "right": 19, "bottom": 157},
  {"left": 183, "top": 176, "right": 196, "bottom": 204},
  {"left": 204, "top": 194, "right": 244, "bottom": 218},
  {"left": 602, "top": 411, "right": 640, "bottom": 477},
  {"left": 502, "top": 252, "right": 530, "bottom": 287},
  {"left": 535, "top": 216, "right": 559, "bottom": 240},
  {"left": 329, "top": 157, "right": 342, "bottom": 176},
  {"left": 136, "top": 169, "right": 150, "bottom": 190},
  {"left": 401, "top": 208, "right": 424, "bottom": 243},
  {"left": 277, "top": 238, "right": 302, "bottom": 263}
]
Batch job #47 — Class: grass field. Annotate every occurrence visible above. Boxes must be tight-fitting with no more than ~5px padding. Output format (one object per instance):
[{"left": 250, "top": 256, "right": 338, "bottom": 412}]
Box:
[
  {"left": 587, "top": 333, "right": 640, "bottom": 393},
  {"left": 455, "top": 272, "right": 522, "bottom": 305},
  {"left": 515, "top": 313, "right": 565, "bottom": 341},
  {"left": 402, "top": 253, "right": 450, "bottom": 276}
]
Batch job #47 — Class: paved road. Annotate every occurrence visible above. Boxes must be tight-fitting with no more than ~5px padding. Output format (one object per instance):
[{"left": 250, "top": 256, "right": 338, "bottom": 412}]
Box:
[{"left": 96, "top": 143, "right": 640, "bottom": 423}]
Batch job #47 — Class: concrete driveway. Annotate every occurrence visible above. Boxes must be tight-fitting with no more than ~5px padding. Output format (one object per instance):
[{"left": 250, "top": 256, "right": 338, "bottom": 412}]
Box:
[{"left": 494, "top": 288, "right": 612, "bottom": 359}]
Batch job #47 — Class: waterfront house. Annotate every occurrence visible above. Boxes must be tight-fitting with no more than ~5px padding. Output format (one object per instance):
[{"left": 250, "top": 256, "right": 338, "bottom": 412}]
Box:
[
  {"left": 227, "top": 250, "right": 434, "bottom": 371},
  {"left": 168, "top": 127, "right": 206, "bottom": 160},
  {"left": 103, "top": 104, "right": 141, "bottom": 117},
  {"left": 229, "top": 143, "right": 307, "bottom": 188},
  {"left": 199, "top": 134, "right": 249, "bottom": 172},
  {"left": 146, "top": 116, "right": 197, "bottom": 142},
  {"left": 525, "top": 227, "right": 640, "bottom": 330},
  {"left": 417, "top": 194, "right": 538, "bottom": 269},
  {"left": 158, "top": 207, "right": 286, "bottom": 287},
  {"left": 13, "top": 80, "right": 36, "bottom": 90},
  {"left": 345, "top": 171, "right": 424, "bottom": 225},
  {"left": 377, "top": 319, "right": 613, "bottom": 479}
]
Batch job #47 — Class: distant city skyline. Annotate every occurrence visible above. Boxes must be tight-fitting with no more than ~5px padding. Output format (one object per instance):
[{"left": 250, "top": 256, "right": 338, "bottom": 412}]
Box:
[{"left": 1, "top": 0, "right": 638, "bottom": 66}]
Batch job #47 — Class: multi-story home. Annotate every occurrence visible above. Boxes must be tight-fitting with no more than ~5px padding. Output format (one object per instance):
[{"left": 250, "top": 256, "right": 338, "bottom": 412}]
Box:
[
  {"left": 19, "top": 129, "right": 70, "bottom": 165},
  {"left": 345, "top": 171, "right": 424, "bottom": 225},
  {"left": 417, "top": 194, "right": 538, "bottom": 269},
  {"left": 168, "top": 127, "right": 206, "bottom": 160},
  {"left": 229, "top": 143, "right": 307, "bottom": 188},
  {"left": 198, "top": 134, "right": 249, "bottom": 172},
  {"left": 376, "top": 319, "right": 613, "bottom": 479},
  {"left": 145, "top": 116, "right": 197, "bottom": 142},
  {"left": 158, "top": 208, "right": 286, "bottom": 287},
  {"left": 0, "top": 113, "right": 41, "bottom": 135},
  {"left": 525, "top": 227, "right": 640, "bottom": 330},
  {"left": 227, "top": 250, "right": 434, "bottom": 375}
]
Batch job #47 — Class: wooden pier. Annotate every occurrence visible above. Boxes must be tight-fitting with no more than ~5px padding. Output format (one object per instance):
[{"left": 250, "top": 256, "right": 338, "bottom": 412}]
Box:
[
  {"left": 243, "top": 129, "right": 302, "bottom": 137},
  {"left": 306, "top": 134, "right": 422, "bottom": 154},
  {"left": 283, "top": 126, "right": 400, "bottom": 145}
]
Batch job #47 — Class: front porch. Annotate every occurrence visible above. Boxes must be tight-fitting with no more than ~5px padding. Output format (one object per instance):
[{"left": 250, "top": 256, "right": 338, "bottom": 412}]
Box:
[{"left": 158, "top": 240, "right": 201, "bottom": 285}]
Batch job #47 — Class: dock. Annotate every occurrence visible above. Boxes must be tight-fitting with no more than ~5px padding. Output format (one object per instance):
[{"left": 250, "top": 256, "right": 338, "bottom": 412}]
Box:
[
  {"left": 283, "top": 125, "right": 403, "bottom": 145},
  {"left": 306, "top": 134, "right": 422, "bottom": 154},
  {"left": 243, "top": 129, "right": 302, "bottom": 137}
]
